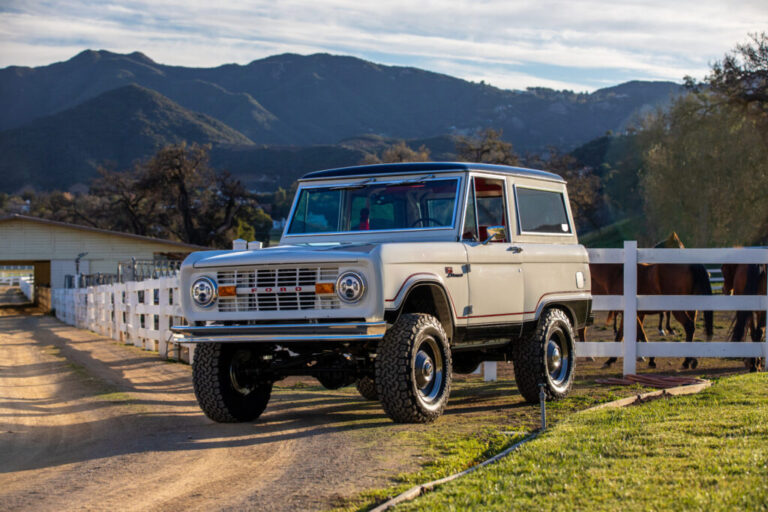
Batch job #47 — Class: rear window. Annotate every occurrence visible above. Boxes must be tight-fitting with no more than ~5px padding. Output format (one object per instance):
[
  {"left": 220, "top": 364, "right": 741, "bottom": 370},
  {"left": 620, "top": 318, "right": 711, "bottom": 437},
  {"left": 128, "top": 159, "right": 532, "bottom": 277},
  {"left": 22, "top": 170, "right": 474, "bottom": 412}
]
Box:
[{"left": 515, "top": 187, "right": 571, "bottom": 234}]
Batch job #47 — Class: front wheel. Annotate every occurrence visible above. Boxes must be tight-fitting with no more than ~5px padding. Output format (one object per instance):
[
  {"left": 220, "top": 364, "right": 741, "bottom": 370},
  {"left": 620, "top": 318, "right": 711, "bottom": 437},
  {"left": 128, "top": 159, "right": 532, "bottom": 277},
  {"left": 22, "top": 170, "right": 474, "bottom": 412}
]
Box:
[
  {"left": 375, "top": 313, "right": 452, "bottom": 423},
  {"left": 192, "top": 343, "right": 272, "bottom": 423},
  {"left": 513, "top": 308, "right": 575, "bottom": 403}
]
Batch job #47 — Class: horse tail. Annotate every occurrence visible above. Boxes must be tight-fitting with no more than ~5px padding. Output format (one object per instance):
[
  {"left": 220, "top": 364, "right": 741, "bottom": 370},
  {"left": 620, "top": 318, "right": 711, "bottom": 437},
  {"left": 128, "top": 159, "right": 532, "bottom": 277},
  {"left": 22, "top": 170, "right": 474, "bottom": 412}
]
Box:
[
  {"left": 729, "top": 264, "right": 761, "bottom": 342},
  {"left": 691, "top": 264, "right": 713, "bottom": 339}
]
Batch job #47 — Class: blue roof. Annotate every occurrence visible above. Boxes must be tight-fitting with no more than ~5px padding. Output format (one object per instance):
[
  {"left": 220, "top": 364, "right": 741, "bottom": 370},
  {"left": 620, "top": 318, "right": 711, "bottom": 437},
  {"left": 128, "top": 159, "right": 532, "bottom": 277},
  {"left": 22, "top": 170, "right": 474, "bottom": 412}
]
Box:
[{"left": 300, "top": 162, "right": 564, "bottom": 183}]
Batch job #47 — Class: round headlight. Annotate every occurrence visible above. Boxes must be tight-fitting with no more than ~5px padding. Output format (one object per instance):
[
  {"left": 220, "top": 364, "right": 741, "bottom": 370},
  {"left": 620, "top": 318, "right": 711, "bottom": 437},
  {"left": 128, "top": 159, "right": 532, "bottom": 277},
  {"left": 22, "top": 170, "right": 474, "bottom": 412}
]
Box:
[
  {"left": 336, "top": 271, "right": 366, "bottom": 303},
  {"left": 191, "top": 276, "right": 217, "bottom": 308}
]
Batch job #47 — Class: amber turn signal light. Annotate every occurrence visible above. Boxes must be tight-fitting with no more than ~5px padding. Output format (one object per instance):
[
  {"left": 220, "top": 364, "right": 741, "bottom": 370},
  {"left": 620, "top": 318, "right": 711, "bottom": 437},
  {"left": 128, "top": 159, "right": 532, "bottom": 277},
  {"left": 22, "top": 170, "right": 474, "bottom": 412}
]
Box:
[
  {"left": 219, "top": 285, "right": 236, "bottom": 297},
  {"left": 315, "top": 282, "right": 335, "bottom": 294}
]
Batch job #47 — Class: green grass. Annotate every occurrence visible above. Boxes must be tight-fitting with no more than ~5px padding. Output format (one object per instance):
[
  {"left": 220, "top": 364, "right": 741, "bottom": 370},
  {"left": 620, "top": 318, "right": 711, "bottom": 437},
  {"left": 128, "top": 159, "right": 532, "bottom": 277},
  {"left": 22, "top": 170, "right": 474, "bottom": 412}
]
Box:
[
  {"left": 580, "top": 216, "right": 647, "bottom": 248},
  {"left": 333, "top": 427, "right": 526, "bottom": 511},
  {"left": 328, "top": 376, "right": 651, "bottom": 512},
  {"left": 394, "top": 373, "right": 768, "bottom": 511}
]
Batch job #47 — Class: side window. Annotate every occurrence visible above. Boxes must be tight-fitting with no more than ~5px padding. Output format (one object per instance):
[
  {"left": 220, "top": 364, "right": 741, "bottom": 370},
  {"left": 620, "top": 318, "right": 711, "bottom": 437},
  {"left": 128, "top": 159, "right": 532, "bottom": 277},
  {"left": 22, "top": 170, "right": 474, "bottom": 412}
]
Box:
[
  {"left": 470, "top": 177, "right": 508, "bottom": 242},
  {"left": 516, "top": 187, "right": 572, "bottom": 234}
]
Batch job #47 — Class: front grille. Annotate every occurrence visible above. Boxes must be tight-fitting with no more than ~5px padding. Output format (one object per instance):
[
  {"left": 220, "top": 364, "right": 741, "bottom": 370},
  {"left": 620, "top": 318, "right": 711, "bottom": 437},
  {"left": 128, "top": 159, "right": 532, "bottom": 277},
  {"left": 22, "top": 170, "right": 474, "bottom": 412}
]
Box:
[{"left": 217, "top": 267, "right": 341, "bottom": 312}]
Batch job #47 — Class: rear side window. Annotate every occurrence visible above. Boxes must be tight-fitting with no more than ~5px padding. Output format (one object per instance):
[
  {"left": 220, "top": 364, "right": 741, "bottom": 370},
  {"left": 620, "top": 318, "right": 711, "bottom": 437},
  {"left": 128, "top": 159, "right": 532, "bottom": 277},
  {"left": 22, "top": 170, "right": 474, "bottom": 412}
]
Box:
[{"left": 516, "top": 187, "right": 571, "bottom": 234}]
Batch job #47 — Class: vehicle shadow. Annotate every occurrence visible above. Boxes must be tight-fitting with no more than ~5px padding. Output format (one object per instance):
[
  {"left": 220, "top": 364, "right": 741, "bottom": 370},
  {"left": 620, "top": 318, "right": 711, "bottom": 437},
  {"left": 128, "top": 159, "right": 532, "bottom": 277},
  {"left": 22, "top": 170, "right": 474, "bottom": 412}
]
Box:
[{"left": 1, "top": 315, "right": 536, "bottom": 474}]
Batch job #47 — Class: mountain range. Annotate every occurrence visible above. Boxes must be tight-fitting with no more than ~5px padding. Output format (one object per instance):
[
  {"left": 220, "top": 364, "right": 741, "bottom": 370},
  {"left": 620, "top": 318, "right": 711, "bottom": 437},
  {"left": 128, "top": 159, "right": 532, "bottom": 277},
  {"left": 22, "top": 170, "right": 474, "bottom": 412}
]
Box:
[{"left": 0, "top": 50, "right": 681, "bottom": 193}]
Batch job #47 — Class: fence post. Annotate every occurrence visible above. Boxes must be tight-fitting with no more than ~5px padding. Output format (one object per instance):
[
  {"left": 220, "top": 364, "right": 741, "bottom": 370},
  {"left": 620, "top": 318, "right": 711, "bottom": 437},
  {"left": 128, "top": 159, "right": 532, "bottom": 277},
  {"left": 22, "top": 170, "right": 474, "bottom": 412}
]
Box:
[
  {"left": 483, "top": 361, "right": 497, "bottom": 382},
  {"left": 623, "top": 240, "right": 637, "bottom": 376},
  {"left": 764, "top": 268, "right": 768, "bottom": 372},
  {"left": 158, "top": 278, "right": 170, "bottom": 358}
]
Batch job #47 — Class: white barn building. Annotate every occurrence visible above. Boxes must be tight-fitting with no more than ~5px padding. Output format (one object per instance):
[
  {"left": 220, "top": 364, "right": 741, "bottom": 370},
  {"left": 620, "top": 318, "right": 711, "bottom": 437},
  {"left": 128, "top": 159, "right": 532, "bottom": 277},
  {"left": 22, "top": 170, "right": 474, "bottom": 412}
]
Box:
[{"left": 0, "top": 214, "right": 204, "bottom": 294}]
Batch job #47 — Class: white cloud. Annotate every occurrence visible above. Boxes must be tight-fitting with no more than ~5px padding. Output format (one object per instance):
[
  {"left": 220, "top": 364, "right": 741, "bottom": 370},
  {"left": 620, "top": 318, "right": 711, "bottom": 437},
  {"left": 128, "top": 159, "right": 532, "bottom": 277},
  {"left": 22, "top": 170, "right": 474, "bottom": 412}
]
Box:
[{"left": 1, "top": 0, "right": 766, "bottom": 90}]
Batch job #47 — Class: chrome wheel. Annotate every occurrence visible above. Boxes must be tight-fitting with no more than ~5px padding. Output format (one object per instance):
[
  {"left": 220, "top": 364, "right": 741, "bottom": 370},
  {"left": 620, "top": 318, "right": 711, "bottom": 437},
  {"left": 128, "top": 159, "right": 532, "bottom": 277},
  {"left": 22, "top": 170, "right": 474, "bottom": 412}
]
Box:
[
  {"left": 546, "top": 329, "right": 571, "bottom": 390},
  {"left": 414, "top": 335, "right": 444, "bottom": 405}
]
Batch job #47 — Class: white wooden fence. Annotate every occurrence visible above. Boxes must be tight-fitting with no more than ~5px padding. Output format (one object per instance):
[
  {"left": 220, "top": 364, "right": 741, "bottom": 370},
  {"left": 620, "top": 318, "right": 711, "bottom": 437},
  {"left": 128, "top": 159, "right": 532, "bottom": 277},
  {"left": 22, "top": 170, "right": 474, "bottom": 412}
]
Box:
[
  {"left": 52, "top": 277, "right": 195, "bottom": 363},
  {"left": 579, "top": 242, "right": 768, "bottom": 375},
  {"left": 48, "top": 242, "right": 767, "bottom": 377}
]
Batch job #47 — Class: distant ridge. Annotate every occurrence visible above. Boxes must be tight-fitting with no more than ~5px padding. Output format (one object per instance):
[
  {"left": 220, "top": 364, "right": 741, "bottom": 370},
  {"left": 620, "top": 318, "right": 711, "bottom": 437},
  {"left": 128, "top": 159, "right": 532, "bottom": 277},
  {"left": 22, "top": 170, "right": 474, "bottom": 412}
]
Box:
[
  {"left": 0, "top": 50, "right": 682, "bottom": 192},
  {"left": 0, "top": 84, "right": 254, "bottom": 191}
]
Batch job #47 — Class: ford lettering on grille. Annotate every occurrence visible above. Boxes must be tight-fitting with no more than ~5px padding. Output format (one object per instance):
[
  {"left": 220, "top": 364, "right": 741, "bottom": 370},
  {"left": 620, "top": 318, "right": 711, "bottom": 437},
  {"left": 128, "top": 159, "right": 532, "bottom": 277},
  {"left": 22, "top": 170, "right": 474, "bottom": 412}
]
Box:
[{"left": 217, "top": 267, "right": 340, "bottom": 312}]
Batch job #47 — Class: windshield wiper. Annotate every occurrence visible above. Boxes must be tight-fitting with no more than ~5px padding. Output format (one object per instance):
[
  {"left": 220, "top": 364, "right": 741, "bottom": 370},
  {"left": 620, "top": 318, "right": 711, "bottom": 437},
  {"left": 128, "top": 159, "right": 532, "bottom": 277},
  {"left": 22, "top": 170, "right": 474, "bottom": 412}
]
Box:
[
  {"left": 385, "top": 174, "right": 435, "bottom": 187},
  {"left": 330, "top": 178, "right": 376, "bottom": 190}
]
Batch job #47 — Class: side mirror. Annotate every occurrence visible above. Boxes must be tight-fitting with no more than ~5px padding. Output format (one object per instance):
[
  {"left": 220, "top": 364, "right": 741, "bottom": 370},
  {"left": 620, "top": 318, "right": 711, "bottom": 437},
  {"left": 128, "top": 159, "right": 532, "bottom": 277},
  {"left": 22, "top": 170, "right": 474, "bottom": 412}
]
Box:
[{"left": 482, "top": 226, "right": 506, "bottom": 245}]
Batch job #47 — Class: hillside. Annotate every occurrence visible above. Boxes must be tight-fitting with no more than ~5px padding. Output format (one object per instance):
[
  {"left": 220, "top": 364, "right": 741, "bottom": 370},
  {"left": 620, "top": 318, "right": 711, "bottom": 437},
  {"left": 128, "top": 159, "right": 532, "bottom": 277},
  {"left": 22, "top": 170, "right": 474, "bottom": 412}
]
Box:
[
  {"left": 0, "top": 84, "right": 254, "bottom": 191},
  {"left": 0, "top": 50, "right": 682, "bottom": 192}
]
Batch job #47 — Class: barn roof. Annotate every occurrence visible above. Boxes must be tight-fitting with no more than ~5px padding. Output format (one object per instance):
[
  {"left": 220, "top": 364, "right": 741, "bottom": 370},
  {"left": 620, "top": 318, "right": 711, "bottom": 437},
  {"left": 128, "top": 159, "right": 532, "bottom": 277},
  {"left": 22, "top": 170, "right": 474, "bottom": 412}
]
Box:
[{"left": 0, "top": 214, "right": 207, "bottom": 251}]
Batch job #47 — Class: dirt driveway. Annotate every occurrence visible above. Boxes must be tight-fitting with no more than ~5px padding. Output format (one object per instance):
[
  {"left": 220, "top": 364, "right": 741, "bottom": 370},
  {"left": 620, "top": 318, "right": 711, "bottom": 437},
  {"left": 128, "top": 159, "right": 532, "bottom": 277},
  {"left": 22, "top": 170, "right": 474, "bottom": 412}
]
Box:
[
  {"left": 0, "top": 286, "right": 30, "bottom": 306},
  {"left": 0, "top": 312, "right": 412, "bottom": 512},
  {"left": 0, "top": 310, "right": 751, "bottom": 511}
]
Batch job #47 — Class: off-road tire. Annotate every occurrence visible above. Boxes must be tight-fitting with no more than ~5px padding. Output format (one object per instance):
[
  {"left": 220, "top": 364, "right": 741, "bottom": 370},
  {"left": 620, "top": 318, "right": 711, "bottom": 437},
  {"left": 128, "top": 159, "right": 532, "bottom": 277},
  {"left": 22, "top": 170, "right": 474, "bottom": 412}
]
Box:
[
  {"left": 375, "top": 313, "right": 452, "bottom": 423},
  {"left": 513, "top": 308, "right": 575, "bottom": 403},
  {"left": 355, "top": 376, "right": 379, "bottom": 401},
  {"left": 192, "top": 343, "right": 272, "bottom": 423}
]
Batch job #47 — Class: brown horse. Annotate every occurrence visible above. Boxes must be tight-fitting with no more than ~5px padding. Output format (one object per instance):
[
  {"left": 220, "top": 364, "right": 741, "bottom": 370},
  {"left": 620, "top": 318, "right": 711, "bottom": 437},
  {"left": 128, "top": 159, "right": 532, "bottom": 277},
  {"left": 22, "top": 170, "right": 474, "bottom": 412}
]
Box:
[
  {"left": 603, "top": 262, "right": 714, "bottom": 369},
  {"left": 577, "top": 263, "right": 622, "bottom": 344},
  {"left": 723, "top": 263, "right": 767, "bottom": 372}
]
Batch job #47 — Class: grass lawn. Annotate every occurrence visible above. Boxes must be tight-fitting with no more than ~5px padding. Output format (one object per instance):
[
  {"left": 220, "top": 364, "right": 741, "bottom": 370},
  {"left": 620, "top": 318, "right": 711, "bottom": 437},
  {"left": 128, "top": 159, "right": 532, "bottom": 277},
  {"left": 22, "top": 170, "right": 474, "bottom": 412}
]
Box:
[{"left": 393, "top": 372, "right": 768, "bottom": 511}]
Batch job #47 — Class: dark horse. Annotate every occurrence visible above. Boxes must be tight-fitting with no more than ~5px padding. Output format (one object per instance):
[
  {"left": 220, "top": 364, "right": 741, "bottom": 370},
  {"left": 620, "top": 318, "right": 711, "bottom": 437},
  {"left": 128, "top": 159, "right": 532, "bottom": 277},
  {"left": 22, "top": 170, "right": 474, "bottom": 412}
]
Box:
[
  {"left": 654, "top": 232, "right": 685, "bottom": 336},
  {"left": 603, "top": 261, "right": 714, "bottom": 370},
  {"left": 723, "top": 263, "right": 767, "bottom": 372}
]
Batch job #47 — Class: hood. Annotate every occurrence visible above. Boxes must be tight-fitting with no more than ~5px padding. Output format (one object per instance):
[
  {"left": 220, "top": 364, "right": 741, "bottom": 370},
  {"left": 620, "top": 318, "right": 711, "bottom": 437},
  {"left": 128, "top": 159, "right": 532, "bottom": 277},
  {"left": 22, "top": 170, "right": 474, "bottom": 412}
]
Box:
[{"left": 186, "top": 243, "right": 378, "bottom": 268}]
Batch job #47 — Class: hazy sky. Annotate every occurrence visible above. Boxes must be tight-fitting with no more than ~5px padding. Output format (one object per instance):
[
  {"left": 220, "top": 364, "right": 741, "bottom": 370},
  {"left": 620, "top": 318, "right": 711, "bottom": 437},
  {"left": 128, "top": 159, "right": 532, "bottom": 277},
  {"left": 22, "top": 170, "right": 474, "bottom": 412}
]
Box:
[{"left": 1, "top": 1, "right": 765, "bottom": 92}]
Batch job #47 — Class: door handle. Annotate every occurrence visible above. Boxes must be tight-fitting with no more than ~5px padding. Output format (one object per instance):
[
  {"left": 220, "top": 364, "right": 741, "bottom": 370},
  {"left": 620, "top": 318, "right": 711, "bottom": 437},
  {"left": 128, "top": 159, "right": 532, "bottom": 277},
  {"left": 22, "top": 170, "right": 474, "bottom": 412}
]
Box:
[{"left": 508, "top": 246, "right": 523, "bottom": 254}]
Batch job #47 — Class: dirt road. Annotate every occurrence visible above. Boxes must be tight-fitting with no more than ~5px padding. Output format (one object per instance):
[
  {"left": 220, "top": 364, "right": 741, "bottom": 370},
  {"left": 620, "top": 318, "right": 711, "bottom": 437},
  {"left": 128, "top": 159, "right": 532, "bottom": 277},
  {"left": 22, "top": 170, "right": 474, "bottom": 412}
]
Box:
[
  {"left": 0, "top": 309, "right": 751, "bottom": 511},
  {"left": 0, "top": 286, "right": 30, "bottom": 306},
  {"left": 0, "top": 312, "right": 405, "bottom": 511}
]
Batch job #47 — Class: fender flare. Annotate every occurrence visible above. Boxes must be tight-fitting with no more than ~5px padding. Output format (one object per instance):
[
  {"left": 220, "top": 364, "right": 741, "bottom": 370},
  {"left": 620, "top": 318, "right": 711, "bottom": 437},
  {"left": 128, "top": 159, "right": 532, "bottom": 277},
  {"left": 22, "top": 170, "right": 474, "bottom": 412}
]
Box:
[
  {"left": 534, "top": 292, "right": 592, "bottom": 329},
  {"left": 384, "top": 275, "right": 457, "bottom": 339}
]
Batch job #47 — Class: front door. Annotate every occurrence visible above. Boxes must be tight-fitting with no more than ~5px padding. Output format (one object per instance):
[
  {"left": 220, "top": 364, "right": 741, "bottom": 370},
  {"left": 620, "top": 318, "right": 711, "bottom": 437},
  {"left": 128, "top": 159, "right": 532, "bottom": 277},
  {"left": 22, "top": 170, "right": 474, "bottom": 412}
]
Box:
[{"left": 462, "top": 176, "right": 524, "bottom": 336}]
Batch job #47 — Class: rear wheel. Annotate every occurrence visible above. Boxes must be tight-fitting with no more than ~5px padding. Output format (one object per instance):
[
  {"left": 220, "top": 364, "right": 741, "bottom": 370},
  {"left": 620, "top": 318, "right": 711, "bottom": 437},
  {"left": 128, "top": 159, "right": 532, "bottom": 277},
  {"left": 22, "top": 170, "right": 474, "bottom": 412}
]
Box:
[
  {"left": 192, "top": 343, "right": 272, "bottom": 423},
  {"left": 513, "top": 308, "right": 575, "bottom": 403},
  {"left": 375, "top": 313, "right": 452, "bottom": 423}
]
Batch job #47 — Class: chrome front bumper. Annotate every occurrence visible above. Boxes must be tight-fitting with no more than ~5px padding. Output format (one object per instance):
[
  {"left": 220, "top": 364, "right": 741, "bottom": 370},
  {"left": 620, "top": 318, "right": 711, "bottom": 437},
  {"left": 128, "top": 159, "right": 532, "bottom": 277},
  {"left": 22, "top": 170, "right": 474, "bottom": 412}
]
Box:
[{"left": 170, "top": 322, "right": 387, "bottom": 343}]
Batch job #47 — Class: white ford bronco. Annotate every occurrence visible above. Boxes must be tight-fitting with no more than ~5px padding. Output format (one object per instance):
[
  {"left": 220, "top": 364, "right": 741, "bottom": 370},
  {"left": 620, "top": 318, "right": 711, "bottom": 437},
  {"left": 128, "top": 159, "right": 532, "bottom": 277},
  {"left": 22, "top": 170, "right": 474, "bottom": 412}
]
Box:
[{"left": 172, "top": 163, "right": 591, "bottom": 423}]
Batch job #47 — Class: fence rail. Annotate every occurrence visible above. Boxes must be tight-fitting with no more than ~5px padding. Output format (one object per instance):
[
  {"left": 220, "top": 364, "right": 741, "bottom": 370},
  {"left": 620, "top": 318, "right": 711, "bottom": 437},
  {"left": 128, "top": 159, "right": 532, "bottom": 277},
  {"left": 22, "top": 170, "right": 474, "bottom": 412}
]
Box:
[
  {"left": 581, "top": 242, "right": 768, "bottom": 375},
  {"left": 52, "top": 277, "right": 195, "bottom": 363}
]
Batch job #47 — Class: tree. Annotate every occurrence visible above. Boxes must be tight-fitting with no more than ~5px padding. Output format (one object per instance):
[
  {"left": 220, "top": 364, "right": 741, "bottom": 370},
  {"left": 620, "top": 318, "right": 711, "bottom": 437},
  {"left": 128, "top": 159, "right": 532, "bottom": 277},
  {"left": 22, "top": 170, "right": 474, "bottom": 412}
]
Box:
[
  {"left": 22, "top": 143, "right": 272, "bottom": 248},
  {"left": 702, "top": 32, "right": 768, "bottom": 123},
  {"left": 360, "top": 141, "right": 431, "bottom": 164},
  {"left": 638, "top": 94, "right": 768, "bottom": 246},
  {"left": 456, "top": 129, "right": 519, "bottom": 165},
  {"left": 639, "top": 35, "right": 768, "bottom": 247}
]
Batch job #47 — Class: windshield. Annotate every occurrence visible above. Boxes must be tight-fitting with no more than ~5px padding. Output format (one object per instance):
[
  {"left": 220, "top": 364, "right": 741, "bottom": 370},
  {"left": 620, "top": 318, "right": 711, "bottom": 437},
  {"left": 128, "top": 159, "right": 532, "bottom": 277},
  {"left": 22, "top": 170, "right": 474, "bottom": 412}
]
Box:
[{"left": 287, "top": 177, "right": 460, "bottom": 235}]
